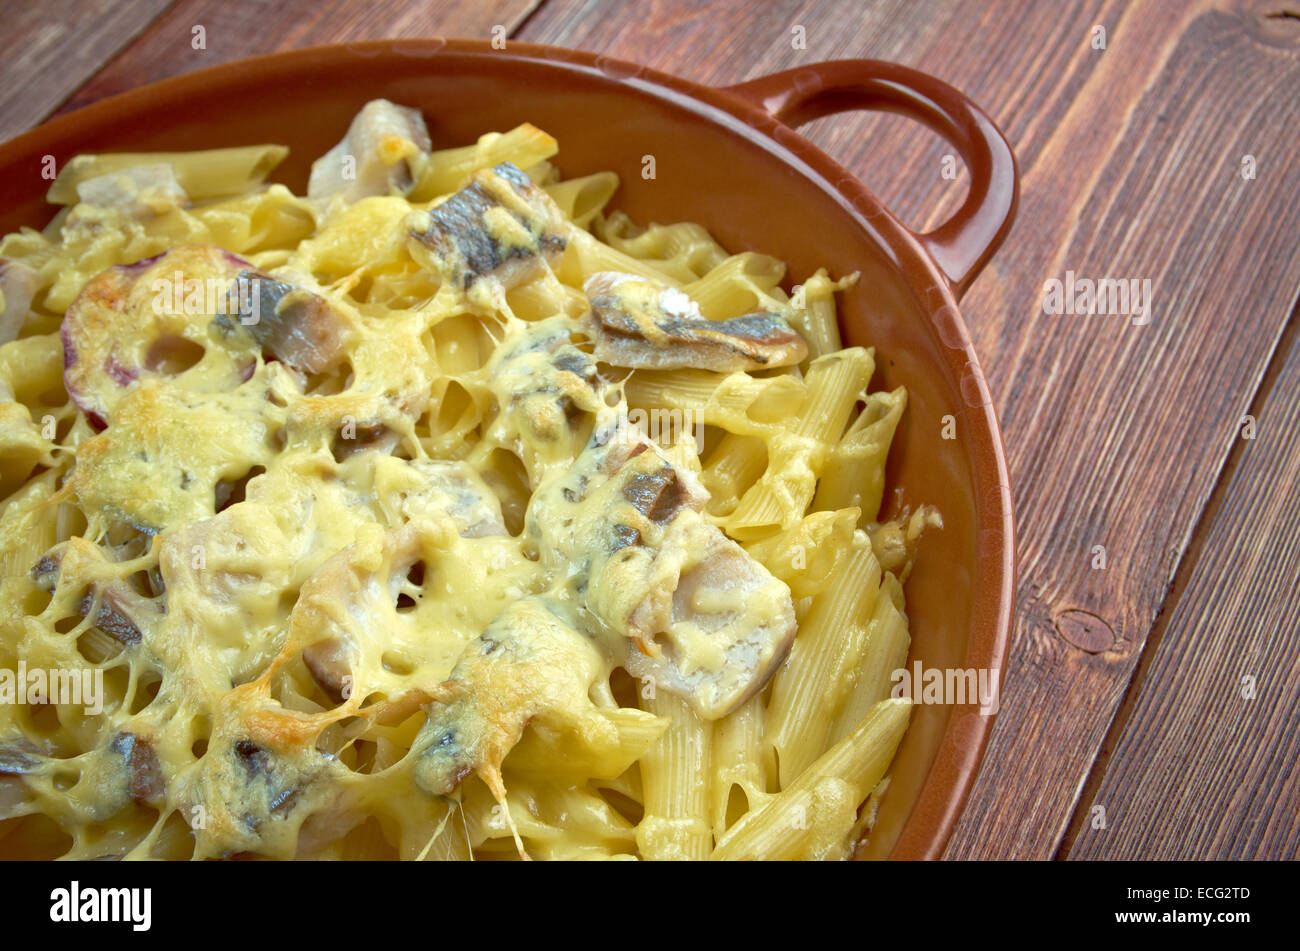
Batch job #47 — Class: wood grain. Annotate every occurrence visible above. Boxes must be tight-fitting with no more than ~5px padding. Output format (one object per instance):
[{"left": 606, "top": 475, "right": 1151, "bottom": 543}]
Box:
[
  {"left": 1064, "top": 304, "right": 1300, "bottom": 860},
  {"left": 51, "top": 0, "right": 541, "bottom": 119},
  {"left": 515, "top": 0, "right": 973, "bottom": 235},
  {"left": 947, "top": 0, "right": 1300, "bottom": 860},
  {"left": 0, "top": 0, "right": 172, "bottom": 142},
  {"left": 517, "top": 0, "right": 1300, "bottom": 858}
]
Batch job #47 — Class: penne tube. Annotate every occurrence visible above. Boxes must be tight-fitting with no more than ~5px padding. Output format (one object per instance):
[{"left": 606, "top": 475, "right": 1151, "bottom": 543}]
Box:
[
  {"left": 742, "top": 506, "right": 860, "bottom": 599},
  {"left": 789, "top": 268, "right": 856, "bottom": 358},
  {"left": 560, "top": 228, "right": 692, "bottom": 285},
  {"left": 699, "top": 432, "right": 767, "bottom": 515},
  {"left": 599, "top": 214, "right": 731, "bottom": 278},
  {"left": 828, "top": 573, "right": 911, "bottom": 746},
  {"left": 708, "top": 692, "right": 772, "bottom": 841},
  {"left": 412, "top": 123, "right": 558, "bottom": 200},
  {"left": 544, "top": 171, "right": 619, "bottom": 230},
  {"left": 765, "top": 538, "right": 883, "bottom": 784},
  {"left": 812, "top": 386, "right": 906, "bottom": 522},
  {"left": 505, "top": 271, "right": 586, "bottom": 321},
  {"left": 623, "top": 367, "right": 725, "bottom": 413},
  {"left": 726, "top": 349, "right": 874, "bottom": 537},
  {"left": 47, "top": 145, "right": 289, "bottom": 205},
  {"left": 683, "top": 252, "right": 786, "bottom": 320},
  {"left": 637, "top": 691, "right": 714, "bottom": 860},
  {"left": 712, "top": 698, "right": 912, "bottom": 860},
  {"left": 505, "top": 706, "right": 669, "bottom": 780}
]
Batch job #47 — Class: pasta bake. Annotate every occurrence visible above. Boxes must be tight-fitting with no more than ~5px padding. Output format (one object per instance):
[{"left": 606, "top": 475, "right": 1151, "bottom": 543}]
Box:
[{"left": 0, "top": 100, "right": 930, "bottom": 860}]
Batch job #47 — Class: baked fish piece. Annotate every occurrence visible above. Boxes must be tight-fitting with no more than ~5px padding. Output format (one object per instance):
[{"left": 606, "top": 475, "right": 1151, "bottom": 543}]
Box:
[
  {"left": 412, "top": 596, "right": 666, "bottom": 857},
  {"left": 530, "top": 427, "right": 797, "bottom": 720},
  {"left": 60, "top": 246, "right": 355, "bottom": 425},
  {"left": 583, "top": 270, "right": 807, "bottom": 372},
  {"left": 308, "top": 99, "right": 432, "bottom": 205},
  {"left": 372, "top": 455, "right": 508, "bottom": 539},
  {"left": 222, "top": 266, "right": 354, "bottom": 376},
  {"left": 406, "top": 162, "right": 567, "bottom": 295}
]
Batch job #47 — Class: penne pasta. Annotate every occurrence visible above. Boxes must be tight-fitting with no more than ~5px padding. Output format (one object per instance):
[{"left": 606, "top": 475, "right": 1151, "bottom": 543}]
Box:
[
  {"left": 765, "top": 538, "right": 883, "bottom": 784},
  {"left": 725, "top": 349, "right": 874, "bottom": 539},
  {"left": 505, "top": 706, "right": 669, "bottom": 780},
  {"left": 411, "top": 123, "right": 558, "bottom": 200},
  {"left": 712, "top": 698, "right": 912, "bottom": 860},
  {"left": 708, "top": 692, "right": 773, "bottom": 841},
  {"left": 789, "top": 268, "right": 857, "bottom": 358},
  {"left": 683, "top": 252, "right": 787, "bottom": 320},
  {"left": 0, "top": 103, "right": 929, "bottom": 863},
  {"left": 699, "top": 432, "right": 768, "bottom": 516},
  {"left": 544, "top": 171, "right": 619, "bottom": 230},
  {"left": 637, "top": 691, "right": 714, "bottom": 860},
  {"left": 827, "top": 573, "right": 911, "bottom": 746},
  {"left": 561, "top": 228, "right": 694, "bottom": 285},
  {"left": 742, "top": 506, "right": 861, "bottom": 599},
  {"left": 47, "top": 145, "right": 289, "bottom": 205},
  {"left": 812, "top": 386, "right": 907, "bottom": 523}
]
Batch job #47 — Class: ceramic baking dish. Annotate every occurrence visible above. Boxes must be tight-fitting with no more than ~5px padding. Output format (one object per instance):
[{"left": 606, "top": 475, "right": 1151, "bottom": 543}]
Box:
[{"left": 0, "top": 38, "right": 1017, "bottom": 859}]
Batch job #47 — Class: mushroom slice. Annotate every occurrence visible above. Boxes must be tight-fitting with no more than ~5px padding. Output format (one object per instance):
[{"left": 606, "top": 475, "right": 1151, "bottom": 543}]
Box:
[
  {"left": 407, "top": 162, "right": 567, "bottom": 294},
  {"left": 583, "top": 271, "right": 807, "bottom": 372},
  {"left": 30, "top": 541, "right": 157, "bottom": 649},
  {"left": 308, "top": 99, "right": 432, "bottom": 204},
  {"left": 0, "top": 738, "right": 44, "bottom": 775},
  {"left": 109, "top": 732, "right": 164, "bottom": 806},
  {"left": 300, "top": 639, "right": 354, "bottom": 705}
]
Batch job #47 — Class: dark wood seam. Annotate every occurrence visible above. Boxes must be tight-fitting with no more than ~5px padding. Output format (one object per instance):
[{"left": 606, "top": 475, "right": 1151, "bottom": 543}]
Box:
[
  {"left": 507, "top": 0, "right": 551, "bottom": 39},
  {"left": 1053, "top": 282, "right": 1300, "bottom": 859}
]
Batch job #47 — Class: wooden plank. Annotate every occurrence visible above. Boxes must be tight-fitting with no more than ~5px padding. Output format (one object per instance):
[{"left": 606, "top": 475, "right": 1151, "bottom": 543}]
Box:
[
  {"left": 519, "top": 0, "right": 1300, "bottom": 857},
  {"left": 0, "top": 0, "right": 173, "bottom": 142},
  {"left": 52, "top": 0, "right": 542, "bottom": 119},
  {"left": 1065, "top": 306, "right": 1300, "bottom": 860},
  {"left": 946, "top": 1, "right": 1300, "bottom": 860},
  {"left": 512, "top": 0, "right": 1129, "bottom": 234}
]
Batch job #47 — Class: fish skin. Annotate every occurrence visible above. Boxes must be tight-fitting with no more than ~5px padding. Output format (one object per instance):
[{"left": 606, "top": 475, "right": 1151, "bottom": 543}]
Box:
[
  {"left": 224, "top": 268, "right": 351, "bottom": 376},
  {"left": 583, "top": 271, "right": 808, "bottom": 372},
  {"left": 407, "top": 162, "right": 567, "bottom": 293}
]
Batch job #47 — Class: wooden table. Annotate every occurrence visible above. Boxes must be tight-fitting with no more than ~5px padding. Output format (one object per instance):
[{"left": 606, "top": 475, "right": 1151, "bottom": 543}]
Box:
[{"left": 3, "top": 0, "right": 1296, "bottom": 860}]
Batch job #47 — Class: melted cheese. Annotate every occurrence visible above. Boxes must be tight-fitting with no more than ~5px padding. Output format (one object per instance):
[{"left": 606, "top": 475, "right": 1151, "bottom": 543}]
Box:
[{"left": 0, "top": 111, "right": 925, "bottom": 862}]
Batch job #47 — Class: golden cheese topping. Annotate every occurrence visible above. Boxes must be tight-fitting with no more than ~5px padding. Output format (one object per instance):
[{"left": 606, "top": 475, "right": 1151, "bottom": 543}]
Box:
[{"left": 0, "top": 104, "right": 929, "bottom": 861}]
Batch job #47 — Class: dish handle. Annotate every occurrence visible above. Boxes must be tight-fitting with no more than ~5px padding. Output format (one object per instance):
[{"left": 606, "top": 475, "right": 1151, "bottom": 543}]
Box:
[{"left": 721, "top": 61, "right": 1018, "bottom": 298}]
